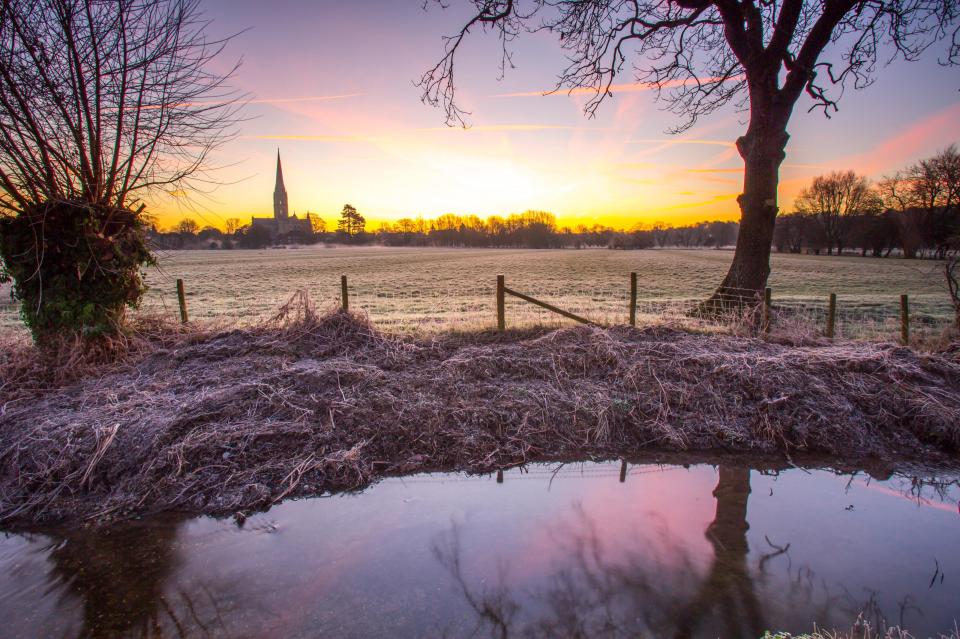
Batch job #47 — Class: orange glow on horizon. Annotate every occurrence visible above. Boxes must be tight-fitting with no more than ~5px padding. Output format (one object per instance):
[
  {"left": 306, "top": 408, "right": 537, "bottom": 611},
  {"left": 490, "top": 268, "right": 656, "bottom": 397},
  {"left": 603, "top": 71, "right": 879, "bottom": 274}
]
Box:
[{"left": 132, "top": 2, "right": 959, "bottom": 237}]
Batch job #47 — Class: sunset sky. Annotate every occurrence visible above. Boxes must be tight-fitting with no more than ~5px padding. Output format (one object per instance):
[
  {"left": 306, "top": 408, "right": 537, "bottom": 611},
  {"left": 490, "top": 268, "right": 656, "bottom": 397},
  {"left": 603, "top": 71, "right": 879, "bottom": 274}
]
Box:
[{"left": 155, "top": 0, "right": 960, "bottom": 231}]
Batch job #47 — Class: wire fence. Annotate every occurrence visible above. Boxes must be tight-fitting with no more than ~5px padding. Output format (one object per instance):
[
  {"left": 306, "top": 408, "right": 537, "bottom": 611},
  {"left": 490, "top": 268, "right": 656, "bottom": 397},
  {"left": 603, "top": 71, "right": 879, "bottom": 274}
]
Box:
[{"left": 1, "top": 273, "right": 956, "bottom": 344}]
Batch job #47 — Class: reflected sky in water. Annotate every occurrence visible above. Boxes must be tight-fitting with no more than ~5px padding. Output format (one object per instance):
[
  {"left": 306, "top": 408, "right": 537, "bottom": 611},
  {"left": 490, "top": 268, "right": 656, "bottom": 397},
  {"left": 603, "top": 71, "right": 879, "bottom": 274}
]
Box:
[{"left": 0, "top": 462, "right": 957, "bottom": 638}]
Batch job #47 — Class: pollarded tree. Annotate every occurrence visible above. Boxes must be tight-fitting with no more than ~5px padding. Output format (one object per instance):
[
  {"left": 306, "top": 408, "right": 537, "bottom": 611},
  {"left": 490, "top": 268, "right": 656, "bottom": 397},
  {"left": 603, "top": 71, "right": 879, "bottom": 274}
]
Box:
[
  {"left": 0, "top": 0, "right": 241, "bottom": 345},
  {"left": 419, "top": 0, "right": 960, "bottom": 308}
]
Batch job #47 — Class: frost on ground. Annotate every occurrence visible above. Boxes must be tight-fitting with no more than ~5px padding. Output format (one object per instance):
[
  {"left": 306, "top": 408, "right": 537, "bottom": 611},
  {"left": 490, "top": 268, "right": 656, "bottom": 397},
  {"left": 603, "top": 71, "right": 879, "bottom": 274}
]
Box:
[{"left": 1, "top": 295, "right": 959, "bottom": 526}]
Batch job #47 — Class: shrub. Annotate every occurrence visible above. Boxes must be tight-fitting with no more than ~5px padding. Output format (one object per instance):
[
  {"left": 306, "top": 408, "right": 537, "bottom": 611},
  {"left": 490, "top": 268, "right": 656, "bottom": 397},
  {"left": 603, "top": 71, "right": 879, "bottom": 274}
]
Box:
[{"left": 0, "top": 201, "right": 154, "bottom": 343}]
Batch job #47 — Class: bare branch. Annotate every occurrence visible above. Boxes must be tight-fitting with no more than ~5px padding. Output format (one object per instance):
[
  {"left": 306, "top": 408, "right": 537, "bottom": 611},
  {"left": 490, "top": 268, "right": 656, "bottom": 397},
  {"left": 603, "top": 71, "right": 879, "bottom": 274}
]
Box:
[
  {"left": 420, "top": 0, "right": 959, "bottom": 130},
  {"left": 0, "top": 0, "right": 246, "bottom": 216}
]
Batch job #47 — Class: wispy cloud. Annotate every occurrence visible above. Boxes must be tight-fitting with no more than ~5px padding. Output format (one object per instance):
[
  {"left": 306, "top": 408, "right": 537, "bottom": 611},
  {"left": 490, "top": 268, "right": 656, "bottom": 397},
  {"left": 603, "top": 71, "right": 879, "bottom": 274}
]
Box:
[
  {"left": 837, "top": 102, "right": 960, "bottom": 175},
  {"left": 241, "top": 134, "right": 375, "bottom": 142},
  {"left": 781, "top": 163, "right": 830, "bottom": 170},
  {"left": 416, "top": 124, "right": 584, "bottom": 132},
  {"left": 687, "top": 167, "right": 742, "bottom": 173},
  {"left": 139, "top": 93, "right": 361, "bottom": 111},
  {"left": 616, "top": 162, "right": 660, "bottom": 170},
  {"left": 697, "top": 176, "right": 740, "bottom": 186},
  {"left": 492, "top": 76, "right": 743, "bottom": 98},
  {"left": 247, "top": 93, "right": 361, "bottom": 105},
  {"left": 660, "top": 193, "right": 739, "bottom": 209},
  {"left": 631, "top": 138, "right": 735, "bottom": 148},
  {"left": 242, "top": 124, "right": 579, "bottom": 143}
]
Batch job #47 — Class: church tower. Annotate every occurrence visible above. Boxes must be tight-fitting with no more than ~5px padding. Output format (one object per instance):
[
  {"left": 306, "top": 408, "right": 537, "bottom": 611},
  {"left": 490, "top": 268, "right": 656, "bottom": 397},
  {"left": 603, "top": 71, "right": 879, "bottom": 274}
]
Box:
[{"left": 273, "top": 150, "right": 289, "bottom": 220}]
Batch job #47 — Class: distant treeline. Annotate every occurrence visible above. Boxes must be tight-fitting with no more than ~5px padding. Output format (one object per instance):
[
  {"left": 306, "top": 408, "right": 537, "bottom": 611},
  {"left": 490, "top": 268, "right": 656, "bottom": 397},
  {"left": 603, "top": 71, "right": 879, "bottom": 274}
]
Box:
[
  {"left": 372, "top": 212, "right": 740, "bottom": 250},
  {"left": 774, "top": 209, "right": 940, "bottom": 258},
  {"left": 149, "top": 209, "right": 740, "bottom": 251},
  {"left": 152, "top": 146, "right": 959, "bottom": 257},
  {"left": 775, "top": 146, "right": 959, "bottom": 259}
]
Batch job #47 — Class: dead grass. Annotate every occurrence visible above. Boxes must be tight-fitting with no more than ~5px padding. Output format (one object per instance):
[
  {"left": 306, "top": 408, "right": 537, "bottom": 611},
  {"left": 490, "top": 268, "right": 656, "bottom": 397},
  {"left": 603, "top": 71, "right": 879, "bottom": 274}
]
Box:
[
  {"left": 1, "top": 292, "right": 959, "bottom": 526},
  {"left": 0, "top": 315, "right": 212, "bottom": 403},
  {"left": 766, "top": 616, "right": 960, "bottom": 638}
]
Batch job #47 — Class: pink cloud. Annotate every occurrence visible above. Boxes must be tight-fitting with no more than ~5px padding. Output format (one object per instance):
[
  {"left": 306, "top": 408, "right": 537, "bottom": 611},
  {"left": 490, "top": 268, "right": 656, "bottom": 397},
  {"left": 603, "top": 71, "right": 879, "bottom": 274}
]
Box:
[
  {"left": 139, "top": 93, "right": 360, "bottom": 111},
  {"left": 492, "top": 76, "right": 745, "bottom": 98},
  {"left": 838, "top": 101, "right": 960, "bottom": 176}
]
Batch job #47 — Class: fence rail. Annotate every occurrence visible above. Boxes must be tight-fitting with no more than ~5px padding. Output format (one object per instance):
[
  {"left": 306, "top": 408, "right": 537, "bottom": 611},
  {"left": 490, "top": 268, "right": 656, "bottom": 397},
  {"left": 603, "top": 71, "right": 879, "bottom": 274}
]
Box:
[
  {"left": 497, "top": 274, "right": 595, "bottom": 328},
  {"left": 1, "top": 273, "right": 954, "bottom": 344},
  {"left": 164, "top": 273, "right": 952, "bottom": 346}
]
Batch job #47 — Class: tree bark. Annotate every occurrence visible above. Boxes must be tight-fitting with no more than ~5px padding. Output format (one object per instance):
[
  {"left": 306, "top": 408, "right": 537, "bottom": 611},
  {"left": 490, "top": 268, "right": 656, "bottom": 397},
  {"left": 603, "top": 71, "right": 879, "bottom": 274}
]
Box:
[{"left": 699, "top": 111, "right": 789, "bottom": 314}]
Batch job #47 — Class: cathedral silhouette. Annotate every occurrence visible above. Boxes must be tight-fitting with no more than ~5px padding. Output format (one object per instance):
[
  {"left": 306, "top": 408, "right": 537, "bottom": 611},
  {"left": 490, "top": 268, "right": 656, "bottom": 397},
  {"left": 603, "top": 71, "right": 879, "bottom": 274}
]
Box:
[{"left": 250, "top": 150, "right": 312, "bottom": 238}]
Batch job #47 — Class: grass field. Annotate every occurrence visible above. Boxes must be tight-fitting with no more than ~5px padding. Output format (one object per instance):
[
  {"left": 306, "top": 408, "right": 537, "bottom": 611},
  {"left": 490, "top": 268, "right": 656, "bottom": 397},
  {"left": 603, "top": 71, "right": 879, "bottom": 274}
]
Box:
[{"left": 0, "top": 247, "right": 954, "bottom": 338}]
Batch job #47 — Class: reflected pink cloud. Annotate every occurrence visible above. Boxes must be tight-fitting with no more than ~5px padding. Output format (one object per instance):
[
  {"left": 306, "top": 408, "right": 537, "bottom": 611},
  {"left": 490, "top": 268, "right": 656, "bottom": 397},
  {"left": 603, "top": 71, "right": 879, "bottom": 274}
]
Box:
[
  {"left": 503, "top": 467, "right": 719, "bottom": 580},
  {"left": 857, "top": 479, "right": 960, "bottom": 515}
]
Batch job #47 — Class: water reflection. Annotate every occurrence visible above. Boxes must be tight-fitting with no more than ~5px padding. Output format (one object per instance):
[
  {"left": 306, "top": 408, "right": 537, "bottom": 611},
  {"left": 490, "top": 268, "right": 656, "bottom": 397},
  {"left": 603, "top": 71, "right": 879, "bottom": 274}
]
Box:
[
  {"left": 0, "top": 462, "right": 957, "bottom": 638},
  {"left": 432, "top": 465, "right": 957, "bottom": 639},
  {"left": 677, "top": 466, "right": 763, "bottom": 638},
  {"left": 22, "top": 516, "right": 244, "bottom": 638},
  {"left": 432, "top": 465, "right": 763, "bottom": 638},
  {"left": 44, "top": 516, "right": 220, "bottom": 638}
]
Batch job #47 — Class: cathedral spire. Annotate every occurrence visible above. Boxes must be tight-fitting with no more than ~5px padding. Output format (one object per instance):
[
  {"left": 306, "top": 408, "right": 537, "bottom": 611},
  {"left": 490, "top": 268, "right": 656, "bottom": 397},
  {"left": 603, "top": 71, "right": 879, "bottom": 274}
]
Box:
[
  {"left": 273, "top": 149, "right": 288, "bottom": 220},
  {"left": 275, "top": 149, "right": 285, "bottom": 188}
]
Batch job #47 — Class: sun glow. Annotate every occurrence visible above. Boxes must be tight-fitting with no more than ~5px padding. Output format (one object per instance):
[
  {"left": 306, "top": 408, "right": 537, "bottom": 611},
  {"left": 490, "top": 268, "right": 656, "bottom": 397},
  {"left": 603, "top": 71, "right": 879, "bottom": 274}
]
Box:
[{"left": 144, "top": 3, "right": 960, "bottom": 233}]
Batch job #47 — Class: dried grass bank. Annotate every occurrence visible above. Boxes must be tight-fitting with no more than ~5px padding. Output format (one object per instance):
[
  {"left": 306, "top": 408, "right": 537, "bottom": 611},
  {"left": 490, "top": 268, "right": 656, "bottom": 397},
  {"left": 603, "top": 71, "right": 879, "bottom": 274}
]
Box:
[{"left": 1, "top": 295, "right": 959, "bottom": 526}]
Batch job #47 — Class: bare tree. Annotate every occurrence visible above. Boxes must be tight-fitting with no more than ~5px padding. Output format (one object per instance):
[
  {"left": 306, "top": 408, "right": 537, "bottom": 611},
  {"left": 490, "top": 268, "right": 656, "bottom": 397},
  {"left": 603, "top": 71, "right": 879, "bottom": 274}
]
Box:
[
  {"left": 947, "top": 246, "right": 960, "bottom": 331},
  {"left": 0, "top": 0, "right": 242, "bottom": 344},
  {"left": 794, "top": 170, "right": 880, "bottom": 255},
  {"left": 883, "top": 145, "right": 960, "bottom": 259},
  {"left": 878, "top": 173, "right": 924, "bottom": 258},
  {"left": 224, "top": 217, "right": 243, "bottom": 235},
  {"left": 419, "top": 0, "right": 960, "bottom": 308},
  {"left": 176, "top": 218, "right": 199, "bottom": 235},
  {"left": 307, "top": 212, "right": 327, "bottom": 235}
]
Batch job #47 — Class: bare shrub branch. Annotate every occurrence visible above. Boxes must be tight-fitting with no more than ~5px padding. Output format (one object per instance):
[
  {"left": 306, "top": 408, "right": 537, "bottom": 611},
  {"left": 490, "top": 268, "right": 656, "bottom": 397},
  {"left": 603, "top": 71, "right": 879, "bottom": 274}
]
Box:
[{"left": 0, "top": 0, "right": 245, "bottom": 215}]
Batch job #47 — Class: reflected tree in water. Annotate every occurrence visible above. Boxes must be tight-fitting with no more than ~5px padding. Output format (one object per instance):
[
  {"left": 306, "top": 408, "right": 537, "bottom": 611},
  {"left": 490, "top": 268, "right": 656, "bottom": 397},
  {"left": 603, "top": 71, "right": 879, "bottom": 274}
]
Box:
[
  {"left": 44, "top": 517, "right": 226, "bottom": 638},
  {"left": 434, "top": 466, "right": 773, "bottom": 638},
  {"left": 434, "top": 521, "right": 519, "bottom": 639},
  {"left": 673, "top": 467, "right": 764, "bottom": 638}
]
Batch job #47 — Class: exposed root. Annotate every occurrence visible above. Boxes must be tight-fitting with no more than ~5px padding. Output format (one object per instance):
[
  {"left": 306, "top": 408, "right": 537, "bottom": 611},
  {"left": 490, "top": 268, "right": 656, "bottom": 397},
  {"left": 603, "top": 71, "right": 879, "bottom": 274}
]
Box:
[
  {"left": 690, "top": 286, "right": 763, "bottom": 323},
  {"left": 1, "top": 292, "right": 959, "bottom": 526}
]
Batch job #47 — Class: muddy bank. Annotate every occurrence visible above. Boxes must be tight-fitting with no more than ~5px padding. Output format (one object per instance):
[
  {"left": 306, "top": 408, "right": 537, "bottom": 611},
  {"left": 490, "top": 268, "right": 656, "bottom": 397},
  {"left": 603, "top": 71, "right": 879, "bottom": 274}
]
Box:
[{"left": 1, "top": 307, "right": 959, "bottom": 526}]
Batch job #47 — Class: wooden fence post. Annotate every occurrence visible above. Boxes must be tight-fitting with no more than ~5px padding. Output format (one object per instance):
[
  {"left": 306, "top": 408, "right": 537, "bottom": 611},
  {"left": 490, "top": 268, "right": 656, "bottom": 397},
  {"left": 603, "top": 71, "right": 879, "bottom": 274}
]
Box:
[
  {"left": 900, "top": 294, "right": 909, "bottom": 345},
  {"left": 762, "top": 287, "right": 772, "bottom": 334},
  {"left": 497, "top": 275, "right": 505, "bottom": 331},
  {"left": 176, "top": 279, "right": 188, "bottom": 324},
  {"left": 619, "top": 459, "right": 627, "bottom": 483},
  {"left": 826, "top": 292, "right": 836, "bottom": 339},
  {"left": 629, "top": 272, "right": 637, "bottom": 327},
  {"left": 341, "top": 275, "right": 349, "bottom": 312},
  {"left": 496, "top": 469, "right": 504, "bottom": 483}
]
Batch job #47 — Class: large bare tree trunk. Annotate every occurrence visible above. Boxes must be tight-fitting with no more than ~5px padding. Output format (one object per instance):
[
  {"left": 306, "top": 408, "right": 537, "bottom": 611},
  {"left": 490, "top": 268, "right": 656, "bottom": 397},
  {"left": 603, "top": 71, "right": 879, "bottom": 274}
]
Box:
[{"left": 700, "top": 110, "right": 789, "bottom": 315}]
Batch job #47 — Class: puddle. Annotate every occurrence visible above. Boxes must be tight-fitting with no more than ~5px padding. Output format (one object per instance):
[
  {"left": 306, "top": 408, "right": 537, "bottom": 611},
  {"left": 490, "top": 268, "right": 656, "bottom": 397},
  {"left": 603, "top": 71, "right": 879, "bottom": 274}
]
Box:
[{"left": 1, "top": 462, "right": 957, "bottom": 638}]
